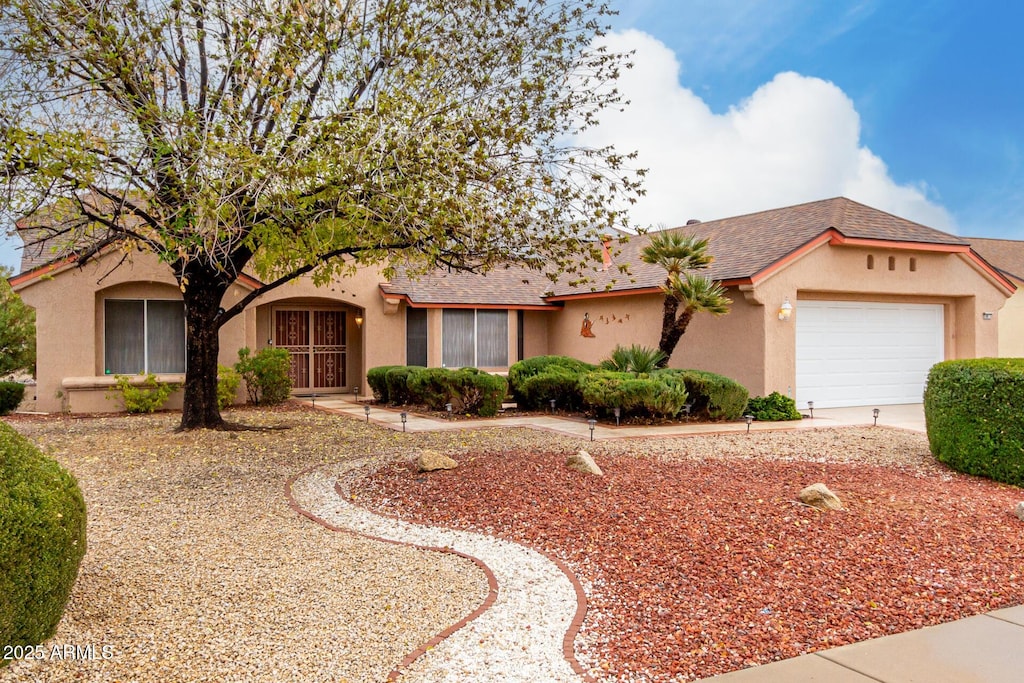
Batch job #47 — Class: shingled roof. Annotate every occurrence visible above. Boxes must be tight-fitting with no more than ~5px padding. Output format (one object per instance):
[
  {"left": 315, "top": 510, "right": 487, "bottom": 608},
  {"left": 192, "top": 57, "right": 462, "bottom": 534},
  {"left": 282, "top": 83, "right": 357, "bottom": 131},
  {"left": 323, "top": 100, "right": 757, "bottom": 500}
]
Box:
[
  {"left": 545, "top": 196, "right": 970, "bottom": 298},
  {"left": 380, "top": 263, "right": 555, "bottom": 308},
  {"left": 966, "top": 237, "right": 1024, "bottom": 282}
]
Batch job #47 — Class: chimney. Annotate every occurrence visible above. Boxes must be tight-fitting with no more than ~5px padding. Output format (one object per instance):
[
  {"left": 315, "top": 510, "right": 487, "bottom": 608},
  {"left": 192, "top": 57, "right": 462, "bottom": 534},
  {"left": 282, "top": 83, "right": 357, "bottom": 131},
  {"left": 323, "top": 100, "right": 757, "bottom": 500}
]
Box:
[{"left": 601, "top": 236, "right": 613, "bottom": 270}]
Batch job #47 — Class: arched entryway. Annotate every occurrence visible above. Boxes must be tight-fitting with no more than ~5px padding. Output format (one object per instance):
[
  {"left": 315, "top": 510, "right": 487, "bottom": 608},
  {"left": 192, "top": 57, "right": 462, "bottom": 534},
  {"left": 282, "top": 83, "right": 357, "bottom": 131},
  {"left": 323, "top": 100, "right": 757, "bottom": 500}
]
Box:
[{"left": 272, "top": 306, "right": 352, "bottom": 394}]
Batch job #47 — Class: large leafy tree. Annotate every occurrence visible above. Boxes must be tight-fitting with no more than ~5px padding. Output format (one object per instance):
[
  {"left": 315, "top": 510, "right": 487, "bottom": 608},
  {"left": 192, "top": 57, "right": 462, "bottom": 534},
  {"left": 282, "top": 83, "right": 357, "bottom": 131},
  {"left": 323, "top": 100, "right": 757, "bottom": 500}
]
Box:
[
  {"left": 640, "top": 231, "right": 731, "bottom": 366},
  {"left": 0, "top": 0, "right": 642, "bottom": 429},
  {"left": 0, "top": 266, "right": 36, "bottom": 378}
]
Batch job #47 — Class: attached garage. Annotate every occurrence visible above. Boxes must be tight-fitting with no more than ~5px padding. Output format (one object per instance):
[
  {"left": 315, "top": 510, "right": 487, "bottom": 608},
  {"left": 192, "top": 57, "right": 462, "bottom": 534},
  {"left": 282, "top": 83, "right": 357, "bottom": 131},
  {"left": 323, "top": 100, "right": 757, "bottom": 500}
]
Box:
[{"left": 795, "top": 300, "right": 944, "bottom": 409}]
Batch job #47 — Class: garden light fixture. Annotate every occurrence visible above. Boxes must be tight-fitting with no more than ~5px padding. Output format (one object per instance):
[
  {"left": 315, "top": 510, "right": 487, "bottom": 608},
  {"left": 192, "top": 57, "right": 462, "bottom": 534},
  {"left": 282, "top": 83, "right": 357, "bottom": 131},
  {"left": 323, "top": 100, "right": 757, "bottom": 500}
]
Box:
[
  {"left": 445, "top": 402, "right": 453, "bottom": 419},
  {"left": 588, "top": 419, "right": 597, "bottom": 441},
  {"left": 353, "top": 385, "right": 359, "bottom": 400},
  {"left": 364, "top": 405, "right": 371, "bottom": 422},
  {"left": 400, "top": 412, "right": 408, "bottom": 432},
  {"left": 808, "top": 400, "right": 814, "bottom": 419},
  {"left": 745, "top": 414, "right": 753, "bottom": 433},
  {"left": 613, "top": 406, "right": 621, "bottom": 426},
  {"left": 549, "top": 398, "right": 557, "bottom": 413},
  {"left": 872, "top": 408, "right": 880, "bottom": 426}
]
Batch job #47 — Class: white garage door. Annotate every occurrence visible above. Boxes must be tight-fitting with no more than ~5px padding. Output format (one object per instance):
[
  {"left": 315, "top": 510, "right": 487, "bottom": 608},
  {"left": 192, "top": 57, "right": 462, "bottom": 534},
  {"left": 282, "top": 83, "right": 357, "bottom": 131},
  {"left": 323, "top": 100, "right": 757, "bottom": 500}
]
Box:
[{"left": 796, "top": 301, "right": 944, "bottom": 409}]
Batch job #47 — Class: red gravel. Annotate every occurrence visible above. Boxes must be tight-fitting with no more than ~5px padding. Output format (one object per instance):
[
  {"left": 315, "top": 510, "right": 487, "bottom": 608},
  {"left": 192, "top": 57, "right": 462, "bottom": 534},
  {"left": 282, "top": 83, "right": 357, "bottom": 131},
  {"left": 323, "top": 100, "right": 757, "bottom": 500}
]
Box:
[{"left": 354, "top": 443, "right": 1024, "bottom": 681}]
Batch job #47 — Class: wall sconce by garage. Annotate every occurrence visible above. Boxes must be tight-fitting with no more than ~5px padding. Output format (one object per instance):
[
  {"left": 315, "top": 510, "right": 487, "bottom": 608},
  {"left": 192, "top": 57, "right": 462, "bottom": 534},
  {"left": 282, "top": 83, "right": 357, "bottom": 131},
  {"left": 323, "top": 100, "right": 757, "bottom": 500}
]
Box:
[
  {"left": 354, "top": 315, "right": 364, "bottom": 327},
  {"left": 588, "top": 418, "right": 597, "bottom": 441},
  {"left": 400, "top": 411, "right": 408, "bottom": 432},
  {"left": 872, "top": 408, "right": 880, "bottom": 426},
  {"left": 983, "top": 312, "right": 993, "bottom": 321},
  {"left": 777, "top": 298, "right": 794, "bottom": 321}
]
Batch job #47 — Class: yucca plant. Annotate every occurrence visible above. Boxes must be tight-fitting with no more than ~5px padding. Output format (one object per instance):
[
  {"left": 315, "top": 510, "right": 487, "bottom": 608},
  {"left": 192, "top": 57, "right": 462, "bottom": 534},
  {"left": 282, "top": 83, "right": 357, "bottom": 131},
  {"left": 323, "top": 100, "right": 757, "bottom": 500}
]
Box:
[{"left": 600, "top": 344, "right": 668, "bottom": 374}]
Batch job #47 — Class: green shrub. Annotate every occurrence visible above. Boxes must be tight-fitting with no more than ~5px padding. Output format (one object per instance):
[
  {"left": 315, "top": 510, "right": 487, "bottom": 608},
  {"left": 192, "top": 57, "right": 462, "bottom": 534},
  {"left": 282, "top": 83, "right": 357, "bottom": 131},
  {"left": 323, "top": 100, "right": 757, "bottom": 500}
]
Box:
[
  {"left": 579, "top": 370, "right": 690, "bottom": 418},
  {"left": 217, "top": 365, "right": 242, "bottom": 410},
  {"left": 367, "top": 365, "right": 402, "bottom": 403},
  {"left": 235, "top": 347, "right": 292, "bottom": 405},
  {"left": 404, "top": 367, "right": 508, "bottom": 417},
  {"left": 107, "top": 373, "right": 178, "bottom": 414},
  {"left": 509, "top": 355, "right": 595, "bottom": 409},
  {"left": 384, "top": 366, "right": 424, "bottom": 405},
  {"left": 407, "top": 367, "right": 453, "bottom": 410},
  {"left": 924, "top": 358, "right": 1024, "bottom": 486},
  {"left": 746, "top": 391, "right": 802, "bottom": 421},
  {"left": 0, "top": 422, "right": 87, "bottom": 657},
  {"left": 660, "top": 369, "right": 749, "bottom": 421},
  {"left": 0, "top": 382, "right": 26, "bottom": 416},
  {"left": 599, "top": 344, "right": 667, "bottom": 374}
]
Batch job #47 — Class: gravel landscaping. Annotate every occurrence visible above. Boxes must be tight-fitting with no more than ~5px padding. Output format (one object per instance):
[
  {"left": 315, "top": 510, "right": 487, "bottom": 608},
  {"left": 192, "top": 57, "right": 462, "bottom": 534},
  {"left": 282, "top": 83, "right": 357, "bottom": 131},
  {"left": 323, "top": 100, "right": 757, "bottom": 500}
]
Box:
[{"left": 3, "top": 406, "right": 1022, "bottom": 682}]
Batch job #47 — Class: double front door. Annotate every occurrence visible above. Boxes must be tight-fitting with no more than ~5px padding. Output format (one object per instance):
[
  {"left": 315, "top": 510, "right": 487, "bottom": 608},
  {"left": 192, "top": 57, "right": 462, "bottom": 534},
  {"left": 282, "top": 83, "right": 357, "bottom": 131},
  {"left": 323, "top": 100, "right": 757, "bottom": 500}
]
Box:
[{"left": 273, "top": 309, "right": 347, "bottom": 392}]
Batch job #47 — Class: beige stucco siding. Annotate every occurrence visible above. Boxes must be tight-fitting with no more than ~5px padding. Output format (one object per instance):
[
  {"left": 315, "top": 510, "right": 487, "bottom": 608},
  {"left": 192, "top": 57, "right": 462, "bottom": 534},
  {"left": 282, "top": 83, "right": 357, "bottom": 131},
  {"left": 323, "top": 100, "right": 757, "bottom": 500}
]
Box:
[{"left": 997, "top": 282, "right": 1024, "bottom": 357}]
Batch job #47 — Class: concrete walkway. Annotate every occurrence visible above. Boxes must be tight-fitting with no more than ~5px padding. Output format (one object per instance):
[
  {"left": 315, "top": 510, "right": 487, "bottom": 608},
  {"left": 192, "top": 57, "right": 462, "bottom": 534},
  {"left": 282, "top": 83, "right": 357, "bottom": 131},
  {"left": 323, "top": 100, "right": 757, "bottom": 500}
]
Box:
[{"left": 298, "top": 396, "right": 1024, "bottom": 682}]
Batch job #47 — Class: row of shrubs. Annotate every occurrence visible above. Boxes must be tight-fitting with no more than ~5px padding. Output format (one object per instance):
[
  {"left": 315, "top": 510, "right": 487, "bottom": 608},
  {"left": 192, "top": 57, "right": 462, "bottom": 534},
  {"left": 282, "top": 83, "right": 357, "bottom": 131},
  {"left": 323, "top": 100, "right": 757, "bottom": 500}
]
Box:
[
  {"left": 924, "top": 358, "right": 1024, "bottom": 487},
  {"left": 369, "top": 351, "right": 780, "bottom": 423}
]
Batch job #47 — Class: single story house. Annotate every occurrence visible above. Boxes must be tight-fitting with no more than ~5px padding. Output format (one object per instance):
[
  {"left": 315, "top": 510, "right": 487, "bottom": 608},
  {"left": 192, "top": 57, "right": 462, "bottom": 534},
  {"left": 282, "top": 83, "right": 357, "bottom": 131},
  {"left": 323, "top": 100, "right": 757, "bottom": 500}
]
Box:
[
  {"left": 9, "top": 196, "right": 1017, "bottom": 413},
  {"left": 962, "top": 237, "right": 1024, "bottom": 358}
]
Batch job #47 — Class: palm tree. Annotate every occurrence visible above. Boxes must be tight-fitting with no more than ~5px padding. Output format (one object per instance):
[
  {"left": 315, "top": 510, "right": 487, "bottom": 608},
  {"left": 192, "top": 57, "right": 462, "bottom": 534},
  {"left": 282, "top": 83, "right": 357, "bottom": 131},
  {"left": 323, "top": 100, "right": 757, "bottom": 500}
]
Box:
[{"left": 640, "top": 231, "right": 732, "bottom": 365}]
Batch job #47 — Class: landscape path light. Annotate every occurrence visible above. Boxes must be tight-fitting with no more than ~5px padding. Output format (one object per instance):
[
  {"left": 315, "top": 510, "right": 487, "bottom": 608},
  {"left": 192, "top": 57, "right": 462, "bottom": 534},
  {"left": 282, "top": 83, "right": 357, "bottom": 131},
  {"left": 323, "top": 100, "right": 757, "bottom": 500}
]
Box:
[
  {"left": 873, "top": 408, "right": 880, "bottom": 426},
  {"left": 445, "top": 402, "right": 453, "bottom": 419},
  {"left": 613, "top": 406, "right": 621, "bottom": 426},
  {"left": 588, "top": 418, "right": 597, "bottom": 441},
  {"left": 400, "top": 411, "right": 408, "bottom": 432},
  {"left": 745, "top": 414, "right": 753, "bottom": 433},
  {"left": 808, "top": 400, "right": 814, "bottom": 419},
  {"left": 364, "top": 404, "right": 370, "bottom": 423},
  {"left": 549, "top": 398, "right": 556, "bottom": 413}
]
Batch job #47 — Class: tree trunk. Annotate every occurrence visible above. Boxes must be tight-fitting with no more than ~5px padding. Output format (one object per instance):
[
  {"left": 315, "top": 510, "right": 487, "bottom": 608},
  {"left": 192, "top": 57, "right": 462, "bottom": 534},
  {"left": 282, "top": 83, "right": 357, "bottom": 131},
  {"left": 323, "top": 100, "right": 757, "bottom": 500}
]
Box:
[
  {"left": 657, "top": 294, "right": 693, "bottom": 367},
  {"left": 179, "top": 272, "right": 228, "bottom": 430}
]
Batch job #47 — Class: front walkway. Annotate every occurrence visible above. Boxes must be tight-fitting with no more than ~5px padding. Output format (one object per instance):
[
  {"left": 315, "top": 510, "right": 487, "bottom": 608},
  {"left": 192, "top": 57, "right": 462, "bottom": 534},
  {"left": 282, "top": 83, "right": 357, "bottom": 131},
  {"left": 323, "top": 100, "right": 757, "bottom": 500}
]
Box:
[{"left": 300, "top": 395, "right": 927, "bottom": 437}]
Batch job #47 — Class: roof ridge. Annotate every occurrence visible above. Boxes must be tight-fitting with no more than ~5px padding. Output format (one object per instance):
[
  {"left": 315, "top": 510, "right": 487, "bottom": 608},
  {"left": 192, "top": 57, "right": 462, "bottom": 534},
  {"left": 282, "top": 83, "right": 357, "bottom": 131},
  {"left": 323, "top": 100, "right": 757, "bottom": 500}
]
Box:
[{"left": 663, "top": 196, "right": 848, "bottom": 232}]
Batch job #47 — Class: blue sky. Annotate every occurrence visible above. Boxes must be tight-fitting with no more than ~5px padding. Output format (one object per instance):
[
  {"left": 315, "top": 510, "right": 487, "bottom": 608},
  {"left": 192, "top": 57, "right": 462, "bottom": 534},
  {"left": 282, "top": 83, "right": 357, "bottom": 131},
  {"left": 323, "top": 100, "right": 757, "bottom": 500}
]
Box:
[{"left": 3, "top": 0, "right": 1022, "bottom": 273}]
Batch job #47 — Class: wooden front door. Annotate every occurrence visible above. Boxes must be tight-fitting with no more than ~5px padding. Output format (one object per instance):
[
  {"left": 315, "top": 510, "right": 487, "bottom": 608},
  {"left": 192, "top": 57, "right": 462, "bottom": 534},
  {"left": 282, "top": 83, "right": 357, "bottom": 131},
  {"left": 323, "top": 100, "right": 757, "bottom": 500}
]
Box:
[{"left": 274, "top": 309, "right": 347, "bottom": 392}]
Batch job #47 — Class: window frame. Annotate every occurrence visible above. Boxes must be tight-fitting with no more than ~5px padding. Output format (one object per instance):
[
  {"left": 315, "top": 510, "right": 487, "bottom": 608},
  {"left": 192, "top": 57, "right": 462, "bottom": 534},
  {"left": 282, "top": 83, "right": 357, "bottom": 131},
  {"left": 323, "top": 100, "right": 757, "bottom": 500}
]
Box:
[
  {"left": 441, "top": 308, "right": 509, "bottom": 369},
  {"left": 103, "top": 298, "right": 187, "bottom": 375}
]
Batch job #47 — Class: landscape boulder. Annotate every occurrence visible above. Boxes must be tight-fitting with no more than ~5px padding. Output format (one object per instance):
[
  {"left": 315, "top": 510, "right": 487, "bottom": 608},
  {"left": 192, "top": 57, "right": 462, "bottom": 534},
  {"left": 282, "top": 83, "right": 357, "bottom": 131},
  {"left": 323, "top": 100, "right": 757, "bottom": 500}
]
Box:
[
  {"left": 798, "top": 483, "right": 842, "bottom": 511},
  {"left": 567, "top": 449, "right": 603, "bottom": 476},
  {"left": 417, "top": 450, "right": 458, "bottom": 472},
  {"left": 1015, "top": 502, "right": 1024, "bottom": 522}
]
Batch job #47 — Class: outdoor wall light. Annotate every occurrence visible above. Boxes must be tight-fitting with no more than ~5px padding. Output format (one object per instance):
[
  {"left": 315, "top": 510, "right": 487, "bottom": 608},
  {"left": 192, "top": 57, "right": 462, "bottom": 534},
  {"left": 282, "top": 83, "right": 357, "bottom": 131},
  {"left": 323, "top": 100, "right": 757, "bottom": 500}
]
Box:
[
  {"left": 807, "top": 400, "right": 814, "bottom": 419},
  {"left": 400, "top": 411, "right": 408, "bottom": 432},
  {"left": 588, "top": 418, "right": 597, "bottom": 441},
  {"left": 777, "top": 298, "right": 794, "bottom": 321},
  {"left": 872, "top": 408, "right": 880, "bottom": 426},
  {"left": 354, "top": 315, "right": 364, "bottom": 327},
  {"left": 745, "top": 414, "right": 754, "bottom": 433},
  {"left": 445, "top": 402, "right": 453, "bottom": 419},
  {"left": 364, "top": 404, "right": 371, "bottom": 422},
  {"left": 613, "top": 406, "right": 621, "bottom": 426},
  {"left": 983, "top": 312, "right": 993, "bottom": 321}
]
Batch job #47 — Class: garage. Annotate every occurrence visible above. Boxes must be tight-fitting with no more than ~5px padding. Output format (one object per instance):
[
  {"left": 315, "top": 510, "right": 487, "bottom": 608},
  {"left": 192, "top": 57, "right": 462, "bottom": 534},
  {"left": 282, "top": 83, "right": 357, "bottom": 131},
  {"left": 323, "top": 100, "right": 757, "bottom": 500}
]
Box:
[{"left": 795, "top": 300, "right": 944, "bottom": 409}]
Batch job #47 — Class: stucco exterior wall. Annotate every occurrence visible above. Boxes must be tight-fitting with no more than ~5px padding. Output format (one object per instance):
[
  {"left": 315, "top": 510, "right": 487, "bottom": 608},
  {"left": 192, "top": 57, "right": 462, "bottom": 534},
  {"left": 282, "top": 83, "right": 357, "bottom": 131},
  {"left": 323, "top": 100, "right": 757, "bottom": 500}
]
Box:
[{"left": 997, "top": 283, "right": 1024, "bottom": 357}]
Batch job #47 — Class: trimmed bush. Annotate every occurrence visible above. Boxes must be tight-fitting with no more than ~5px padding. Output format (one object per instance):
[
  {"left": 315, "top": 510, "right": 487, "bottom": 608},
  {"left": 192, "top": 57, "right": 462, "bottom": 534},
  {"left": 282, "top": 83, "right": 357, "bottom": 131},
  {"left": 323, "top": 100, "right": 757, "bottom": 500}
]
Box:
[
  {"left": 579, "top": 370, "right": 690, "bottom": 419},
  {"left": 509, "top": 355, "right": 595, "bottom": 410},
  {"left": 384, "top": 366, "right": 424, "bottom": 406},
  {"left": 746, "top": 391, "right": 802, "bottom": 421},
  {"left": 924, "top": 358, "right": 1024, "bottom": 486},
  {"left": 217, "top": 365, "right": 242, "bottom": 410},
  {"left": 1, "top": 423, "right": 87, "bottom": 657},
  {"left": 660, "top": 369, "right": 749, "bottom": 421},
  {"left": 404, "top": 367, "right": 508, "bottom": 416},
  {"left": 0, "top": 382, "right": 26, "bottom": 416},
  {"left": 367, "top": 365, "right": 402, "bottom": 403},
  {"left": 406, "top": 367, "right": 452, "bottom": 410},
  {"left": 107, "top": 373, "right": 178, "bottom": 414},
  {"left": 235, "top": 347, "right": 292, "bottom": 405}
]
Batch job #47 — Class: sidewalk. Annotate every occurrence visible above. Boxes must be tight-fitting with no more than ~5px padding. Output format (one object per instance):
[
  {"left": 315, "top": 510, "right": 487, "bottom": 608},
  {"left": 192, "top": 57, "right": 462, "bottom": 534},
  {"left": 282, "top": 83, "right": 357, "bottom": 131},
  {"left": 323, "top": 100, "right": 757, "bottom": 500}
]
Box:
[{"left": 299, "top": 396, "right": 1024, "bottom": 683}]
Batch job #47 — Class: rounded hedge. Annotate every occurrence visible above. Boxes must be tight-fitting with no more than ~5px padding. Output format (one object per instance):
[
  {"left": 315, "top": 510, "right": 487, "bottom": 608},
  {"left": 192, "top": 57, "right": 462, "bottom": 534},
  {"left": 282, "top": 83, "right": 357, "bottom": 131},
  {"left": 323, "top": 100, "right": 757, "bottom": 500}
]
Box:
[
  {"left": 1, "top": 422, "right": 87, "bottom": 656},
  {"left": 0, "top": 381, "right": 26, "bottom": 416},
  {"left": 924, "top": 358, "right": 1024, "bottom": 486},
  {"left": 508, "top": 355, "right": 596, "bottom": 410}
]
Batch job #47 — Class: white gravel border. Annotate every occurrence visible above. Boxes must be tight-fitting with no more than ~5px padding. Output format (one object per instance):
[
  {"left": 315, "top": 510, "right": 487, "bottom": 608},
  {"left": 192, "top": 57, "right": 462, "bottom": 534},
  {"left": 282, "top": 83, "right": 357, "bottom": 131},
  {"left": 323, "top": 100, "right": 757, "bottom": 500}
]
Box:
[{"left": 289, "top": 461, "right": 586, "bottom": 683}]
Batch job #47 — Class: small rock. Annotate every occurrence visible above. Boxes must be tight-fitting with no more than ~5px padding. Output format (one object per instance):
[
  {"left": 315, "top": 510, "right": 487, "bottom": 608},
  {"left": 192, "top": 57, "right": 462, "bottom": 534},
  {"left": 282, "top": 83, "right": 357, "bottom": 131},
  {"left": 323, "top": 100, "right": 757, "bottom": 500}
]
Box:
[
  {"left": 1015, "top": 502, "right": 1024, "bottom": 522},
  {"left": 417, "top": 450, "right": 458, "bottom": 472},
  {"left": 798, "top": 483, "right": 842, "bottom": 511},
  {"left": 567, "top": 449, "right": 603, "bottom": 476}
]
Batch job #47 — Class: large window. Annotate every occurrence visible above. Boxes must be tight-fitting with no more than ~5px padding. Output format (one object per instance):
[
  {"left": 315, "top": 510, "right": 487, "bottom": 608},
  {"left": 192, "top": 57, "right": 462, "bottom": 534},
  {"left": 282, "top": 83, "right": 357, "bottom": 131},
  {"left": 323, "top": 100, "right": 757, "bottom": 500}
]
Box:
[
  {"left": 442, "top": 309, "right": 508, "bottom": 368},
  {"left": 104, "top": 299, "right": 186, "bottom": 374}
]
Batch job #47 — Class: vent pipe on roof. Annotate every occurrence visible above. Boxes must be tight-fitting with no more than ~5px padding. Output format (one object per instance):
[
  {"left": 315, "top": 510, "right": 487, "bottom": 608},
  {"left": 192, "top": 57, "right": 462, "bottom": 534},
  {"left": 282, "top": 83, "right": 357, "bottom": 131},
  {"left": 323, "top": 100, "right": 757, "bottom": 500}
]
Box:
[{"left": 686, "top": 219, "right": 701, "bottom": 225}]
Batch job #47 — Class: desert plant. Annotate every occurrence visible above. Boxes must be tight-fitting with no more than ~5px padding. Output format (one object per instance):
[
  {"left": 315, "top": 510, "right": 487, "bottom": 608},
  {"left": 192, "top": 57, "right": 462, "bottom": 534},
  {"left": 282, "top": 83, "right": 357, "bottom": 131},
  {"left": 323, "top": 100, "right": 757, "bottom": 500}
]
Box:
[
  {"left": 0, "top": 381, "right": 26, "bottom": 415},
  {"left": 599, "top": 344, "right": 667, "bottom": 374},
  {"left": 579, "top": 370, "right": 689, "bottom": 418},
  {"left": 746, "top": 392, "right": 802, "bottom": 421},
  {"left": 235, "top": 347, "right": 292, "bottom": 405},
  {"left": 217, "top": 365, "right": 242, "bottom": 410},
  {"left": 0, "top": 422, "right": 87, "bottom": 657},
  {"left": 384, "top": 366, "right": 424, "bottom": 405},
  {"left": 403, "top": 366, "right": 508, "bottom": 416},
  {"left": 924, "top": 358, "right": 1024, "bottom": 486},
  {"left": 107, "top": 373, "right": 178, "bottom": 414}
]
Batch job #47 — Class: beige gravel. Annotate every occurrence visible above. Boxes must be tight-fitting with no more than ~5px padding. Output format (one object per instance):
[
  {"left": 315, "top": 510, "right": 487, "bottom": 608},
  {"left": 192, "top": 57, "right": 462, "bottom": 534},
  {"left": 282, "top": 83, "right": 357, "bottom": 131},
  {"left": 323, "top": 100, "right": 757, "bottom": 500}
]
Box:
[{"left": 1, "top": 406, "right": 943, "bottom": 682}]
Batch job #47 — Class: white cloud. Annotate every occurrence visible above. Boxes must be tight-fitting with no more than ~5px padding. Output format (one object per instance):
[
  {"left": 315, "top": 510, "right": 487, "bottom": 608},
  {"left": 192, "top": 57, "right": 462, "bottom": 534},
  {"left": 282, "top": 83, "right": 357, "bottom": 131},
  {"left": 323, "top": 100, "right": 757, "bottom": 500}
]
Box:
[{"left": 578, "top": 30, "right": 955, "bottom": 231}]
